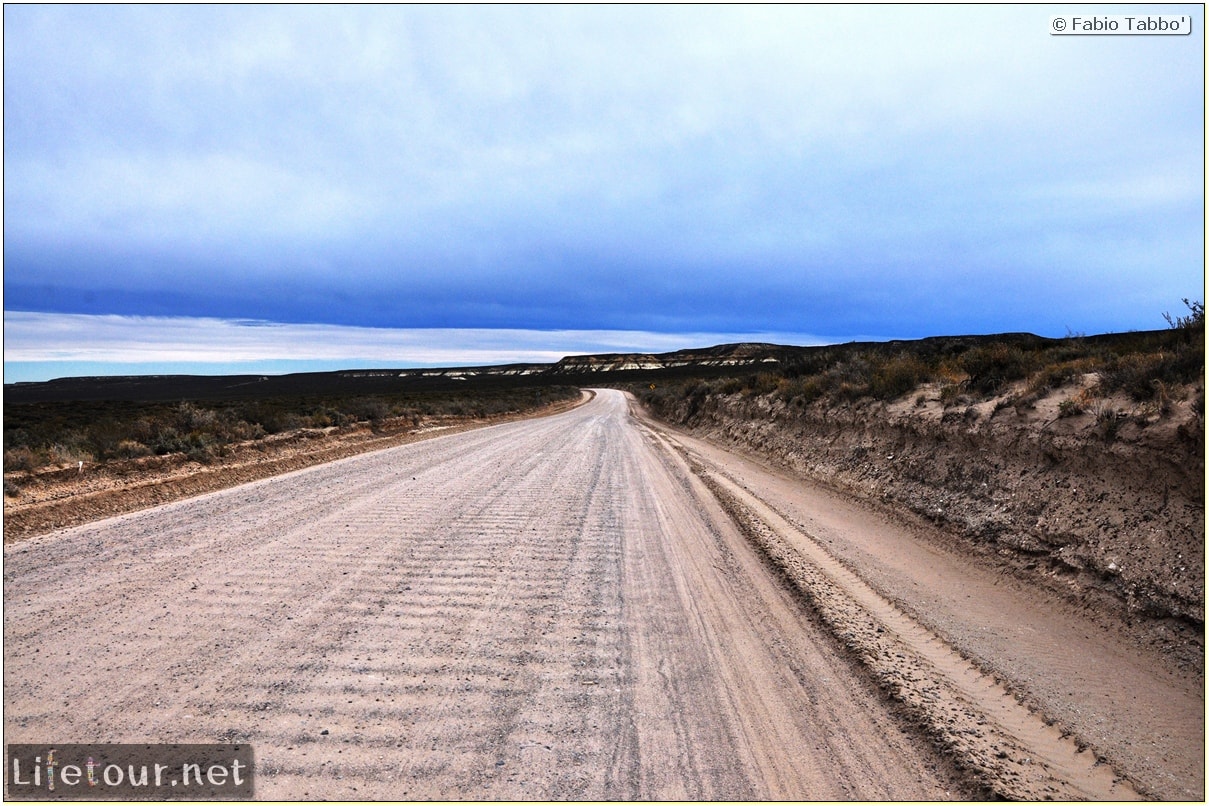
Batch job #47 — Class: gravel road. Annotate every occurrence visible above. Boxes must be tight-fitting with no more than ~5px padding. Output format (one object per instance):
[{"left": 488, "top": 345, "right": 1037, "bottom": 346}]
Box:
[
  {"left": 5, "top": 388, "right": 1191, "bottom": 799},
  {"left": 4, "top": 390, "right": 965, "bottom": 799}
]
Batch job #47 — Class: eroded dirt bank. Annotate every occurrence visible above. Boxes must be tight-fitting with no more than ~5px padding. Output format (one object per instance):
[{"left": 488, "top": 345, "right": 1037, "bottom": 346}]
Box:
[{"left": 644, "top": 379, "right": 1205, "bottom": 642}]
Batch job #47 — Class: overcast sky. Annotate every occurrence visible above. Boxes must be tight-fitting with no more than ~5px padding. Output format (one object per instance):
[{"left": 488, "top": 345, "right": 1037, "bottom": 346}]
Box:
[{"left": 4, "top": 4, "right": 1204, "bottom": 381}]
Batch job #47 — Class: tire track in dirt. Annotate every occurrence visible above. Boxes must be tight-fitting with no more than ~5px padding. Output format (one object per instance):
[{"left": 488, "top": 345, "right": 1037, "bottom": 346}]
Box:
[
  {"left": 644, "top": 421, "right": 1143, "bottom": 800},
  {"left": 638, "top": 403, "right": 1204, "bottom": 802},
  {"left": 5, "top": 389, "right": 968, "bottom": 800}
]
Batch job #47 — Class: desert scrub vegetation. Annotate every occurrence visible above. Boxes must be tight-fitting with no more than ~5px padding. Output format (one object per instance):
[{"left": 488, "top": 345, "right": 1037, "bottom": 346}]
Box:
[
  {"left": 637, "top": 308, "right": 1204, "bottom": 423},
  {"left": 4, "top": 386, "right": 578, "bottom": 473}
]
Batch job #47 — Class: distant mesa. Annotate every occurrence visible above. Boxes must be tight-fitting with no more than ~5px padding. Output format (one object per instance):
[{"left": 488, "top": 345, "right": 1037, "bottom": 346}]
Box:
[{"left": 3, "top": 342, "right": 794, "bottom": 403}]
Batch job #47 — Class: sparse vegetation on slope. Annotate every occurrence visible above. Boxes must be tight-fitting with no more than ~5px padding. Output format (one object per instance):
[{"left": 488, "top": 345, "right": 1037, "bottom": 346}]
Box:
[
  {"left": 5, "top": 386, "right": 578, "bottom": 474},
  {"left": 3, "top": 387, "right": 586, "bottom": 540},
  {"left": 633, "top": 317, "right": 1205, "bottom": 637},
  {"left": 639, "top": 322, "right": 1203, "bottom": 415}
]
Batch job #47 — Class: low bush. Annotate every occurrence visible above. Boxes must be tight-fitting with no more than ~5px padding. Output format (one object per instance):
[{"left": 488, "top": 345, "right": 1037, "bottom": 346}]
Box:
[
  {"left": 939, "top": 384, "right": 965, "bottom": 406},
  {"left": 1057, "top": 398, "right": 1083, "bottom": 418},
  {"left": 719, "top": 377, "right": 744, "bottom": 395},
  {"left": 4, "top": 446, "right": 38, "bottom": 472},
  {"left": 960, "top": 344, "right": 1035, "bottom": 395},
  {"left": 113, "top": 439, "right": 152, "bottom": 460},
  {"left": 744, "top": 372, "right": 781, "bottom": 397},
  {"left": 1098, "top": 349, "right": 1203, "bottom": 402},
  {"left": 1027, "top": 359, "right": 1090, "bottom": 396},
  {"left": 870, "top": 354, "right": 932, "bottom": 400}
]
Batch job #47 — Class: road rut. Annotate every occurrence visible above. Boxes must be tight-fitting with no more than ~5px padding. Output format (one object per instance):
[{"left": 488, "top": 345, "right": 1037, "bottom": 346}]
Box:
[{"left": 640, "top": 406, "right": 1202, "bottom": 801}]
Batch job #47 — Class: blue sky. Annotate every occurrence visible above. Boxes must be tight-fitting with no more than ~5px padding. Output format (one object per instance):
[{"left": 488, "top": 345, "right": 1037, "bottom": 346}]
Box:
[{"left": 4, "top": 5, "right": 1204, "bottom": 382}]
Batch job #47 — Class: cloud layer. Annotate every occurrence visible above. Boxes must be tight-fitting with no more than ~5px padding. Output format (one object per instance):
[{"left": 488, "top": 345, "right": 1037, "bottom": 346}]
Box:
[{"left": 4, "top": 5, "right": 1204, "bottom": 360}]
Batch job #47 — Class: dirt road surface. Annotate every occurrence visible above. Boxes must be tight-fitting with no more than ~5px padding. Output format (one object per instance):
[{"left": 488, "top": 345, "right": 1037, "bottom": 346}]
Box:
[{"left": 4, "top": 390, "right": 1195, "bottom": 799}]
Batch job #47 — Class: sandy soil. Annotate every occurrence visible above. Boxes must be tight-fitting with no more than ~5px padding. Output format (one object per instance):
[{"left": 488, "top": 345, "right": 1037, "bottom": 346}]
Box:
[{"left": 4, "top": 390, "right": 972, "bottom": 800}]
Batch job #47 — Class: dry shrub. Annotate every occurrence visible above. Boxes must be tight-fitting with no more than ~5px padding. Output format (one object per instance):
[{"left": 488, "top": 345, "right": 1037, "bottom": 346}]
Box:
[
  {"left": 114, "top": 439, "right": 152, "bottom": 459},
  {"left": 1026, "top": 358, "right": 1095, "bottom": 397},
  {"left": 960, "top": 343, "right": 1035, "bottom": 395},
  {"left": 719, "top": 377, "right": 744, "bottom": 395},
  {"left": 1098, "top": 350, "right": 1202, "bottom": 402},
  {"left": 936, "top": 362, "right": 967, "bottom": 386},
  {"left": 870, "top": 354, "right": 932, "bottom": 400},
  {"left": 1058, "top": 387, "right": 1097, "bottom": 418},
  {"left": 46, "top": 443, "right": 90, "bottom": 465},
  {"left": 939, "top": 384, "right": 965, "bottom": 406},
  {"left": 4, "top": 446, "right": 37, "bottom": 472}
]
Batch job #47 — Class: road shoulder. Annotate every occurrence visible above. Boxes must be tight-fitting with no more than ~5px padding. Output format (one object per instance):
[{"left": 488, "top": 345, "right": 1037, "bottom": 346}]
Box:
[{"left": 630, "top": 396, "right": 1204, "bottom": 800}]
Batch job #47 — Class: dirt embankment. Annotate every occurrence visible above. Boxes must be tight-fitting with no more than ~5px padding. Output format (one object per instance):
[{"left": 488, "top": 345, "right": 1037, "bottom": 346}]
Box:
[
  {"left": 3, "top": 393, "right": 590, "bottom": 541},
  {"left": 647, "top": 377, "right": 1204, "bottom": 636}
]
